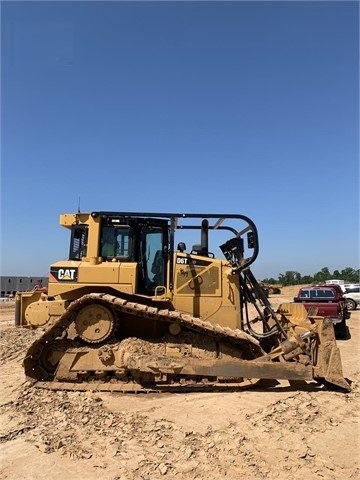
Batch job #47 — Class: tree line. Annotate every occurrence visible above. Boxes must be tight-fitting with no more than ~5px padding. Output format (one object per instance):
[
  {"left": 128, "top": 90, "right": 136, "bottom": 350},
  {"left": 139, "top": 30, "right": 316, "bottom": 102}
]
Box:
[{"left": 262, "top": 267, "right": 359, "bottom": 286}]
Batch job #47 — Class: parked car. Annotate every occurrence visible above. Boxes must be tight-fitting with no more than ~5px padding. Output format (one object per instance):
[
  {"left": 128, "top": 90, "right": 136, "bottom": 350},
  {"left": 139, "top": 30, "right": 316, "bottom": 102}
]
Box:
[
  {"left": 343, "top": 284, "right": 360, "bottom": 311},
  {"left": 325, "top": 279, "right": 346, "bottom": 292},
  {"left": 294, "top": 285, "right": 350, "bottom": 339}
]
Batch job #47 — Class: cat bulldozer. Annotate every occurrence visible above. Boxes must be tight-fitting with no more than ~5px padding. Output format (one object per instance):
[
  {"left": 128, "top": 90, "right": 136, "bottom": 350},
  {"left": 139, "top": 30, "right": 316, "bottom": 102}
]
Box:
[{"left": 17, "top": 211, "right": 350, "bottom": 392}]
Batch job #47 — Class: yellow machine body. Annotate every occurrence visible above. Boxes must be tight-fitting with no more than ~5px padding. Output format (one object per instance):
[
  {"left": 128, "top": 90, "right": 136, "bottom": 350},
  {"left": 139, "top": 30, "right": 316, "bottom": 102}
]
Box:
[{"left": 16, "top": 211, "right": 350, "bottom": 392}]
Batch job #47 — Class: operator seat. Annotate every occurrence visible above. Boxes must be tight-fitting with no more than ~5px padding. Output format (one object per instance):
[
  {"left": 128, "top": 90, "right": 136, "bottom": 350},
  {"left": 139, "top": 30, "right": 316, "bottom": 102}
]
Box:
[{"left": 151, "top": 250, "right": 164, "bottom": 285}]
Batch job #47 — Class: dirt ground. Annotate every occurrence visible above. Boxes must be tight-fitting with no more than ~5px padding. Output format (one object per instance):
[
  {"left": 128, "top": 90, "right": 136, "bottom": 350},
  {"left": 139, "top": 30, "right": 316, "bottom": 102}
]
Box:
[{"left": 1, "top": 286, "right": 359, "bottom": 480}]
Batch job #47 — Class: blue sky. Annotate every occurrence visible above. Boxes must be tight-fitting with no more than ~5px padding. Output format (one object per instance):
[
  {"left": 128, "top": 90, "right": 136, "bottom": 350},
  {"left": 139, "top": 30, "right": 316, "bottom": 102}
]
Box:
[{"left": 1, "top": 1, "right": 359, "bottom": 279}]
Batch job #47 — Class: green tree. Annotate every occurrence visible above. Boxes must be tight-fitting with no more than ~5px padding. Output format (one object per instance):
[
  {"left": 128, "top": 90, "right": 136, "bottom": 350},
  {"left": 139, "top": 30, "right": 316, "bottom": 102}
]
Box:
[
  {"left": 262, "top": 277, "right": 278, "bottom": 284},
  {"left": 300, "top": 275, "right": 313, "bottom": 284},
  {"left": 276, "top": 266, "right": 359, "bottom": 286},
  {"left": 313, "top": 267, "right": 331, "bottom": 284},
  {"left": 340, "top": 267, "right": 360, "bottom": 283},
  {"left": 279, "top": 271, "right": 302, "bottom": 286}
]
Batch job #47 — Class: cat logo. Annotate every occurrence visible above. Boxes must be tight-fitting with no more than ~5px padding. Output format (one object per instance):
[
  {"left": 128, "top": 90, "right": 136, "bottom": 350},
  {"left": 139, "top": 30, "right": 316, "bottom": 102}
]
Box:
[{"left": 50, "top": 267, "right": 78, "bottom": 283}]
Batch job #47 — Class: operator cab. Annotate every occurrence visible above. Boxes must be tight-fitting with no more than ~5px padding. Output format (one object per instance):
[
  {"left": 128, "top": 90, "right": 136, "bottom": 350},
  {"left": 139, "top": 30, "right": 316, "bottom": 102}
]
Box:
[
  {"left": 99, "top": 216, "right": 168, "bottom": 295},
  {"left": 67, "top": 211, "right": 260, "bottom": 298}
]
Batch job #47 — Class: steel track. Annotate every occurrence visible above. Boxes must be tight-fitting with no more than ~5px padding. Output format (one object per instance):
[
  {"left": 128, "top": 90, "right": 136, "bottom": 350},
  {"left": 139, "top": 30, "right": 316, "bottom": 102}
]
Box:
[{"left": 23, "top": 293, "right": 264, "bottom": 392}]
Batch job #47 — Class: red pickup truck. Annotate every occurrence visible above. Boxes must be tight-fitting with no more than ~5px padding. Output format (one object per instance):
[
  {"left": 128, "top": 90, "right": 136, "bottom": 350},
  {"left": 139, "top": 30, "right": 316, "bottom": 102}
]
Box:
[{"left": 294, "top": 285, "right": 350, "bottom": 339}]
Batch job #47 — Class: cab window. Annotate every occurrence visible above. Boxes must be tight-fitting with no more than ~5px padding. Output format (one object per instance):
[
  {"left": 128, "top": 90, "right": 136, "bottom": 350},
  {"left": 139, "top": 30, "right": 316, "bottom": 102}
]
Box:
[
  {"left": 100, "top": 226, "right": 131, "bottom": 260},
  {"left": 69, "top": 225, "right": 88, "bottom": 260},
  {"left": 143, "top": 228, "right": 165, "bottom": 288}
]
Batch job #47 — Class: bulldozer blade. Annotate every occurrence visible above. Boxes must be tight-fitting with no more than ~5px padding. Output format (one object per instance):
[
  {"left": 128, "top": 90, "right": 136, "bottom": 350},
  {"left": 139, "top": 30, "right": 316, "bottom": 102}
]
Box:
[
  {"left": 315, "top": 318, "right": 351, "bottom": 391},
  {"left": 323, "top": 344, "right": 351, "bottom": 391}
]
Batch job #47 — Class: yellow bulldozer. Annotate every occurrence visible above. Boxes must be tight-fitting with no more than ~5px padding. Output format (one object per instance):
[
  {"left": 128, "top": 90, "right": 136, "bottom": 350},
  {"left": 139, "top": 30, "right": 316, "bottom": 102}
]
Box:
[{"left": 17, "top": 211, "right": 350, "bottom": 392}]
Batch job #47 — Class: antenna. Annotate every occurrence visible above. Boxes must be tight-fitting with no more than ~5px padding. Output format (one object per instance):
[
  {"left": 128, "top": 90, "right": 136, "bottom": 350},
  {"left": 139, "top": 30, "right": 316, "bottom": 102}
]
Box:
[{"left": 78, "top": 197, "right": 81, "bottom": 213}]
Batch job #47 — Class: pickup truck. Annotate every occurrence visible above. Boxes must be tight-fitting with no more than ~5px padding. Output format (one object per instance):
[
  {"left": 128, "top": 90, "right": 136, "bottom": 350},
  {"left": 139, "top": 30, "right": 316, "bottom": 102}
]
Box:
[{"left": 294, "top": 285, "right": 350, "bottom": 339}]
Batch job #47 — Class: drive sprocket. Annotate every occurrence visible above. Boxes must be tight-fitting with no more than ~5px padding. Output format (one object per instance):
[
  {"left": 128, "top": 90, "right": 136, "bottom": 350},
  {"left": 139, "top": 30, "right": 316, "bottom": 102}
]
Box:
[{"left": 74, "top": 304, "right": 115, "bottom": 344}]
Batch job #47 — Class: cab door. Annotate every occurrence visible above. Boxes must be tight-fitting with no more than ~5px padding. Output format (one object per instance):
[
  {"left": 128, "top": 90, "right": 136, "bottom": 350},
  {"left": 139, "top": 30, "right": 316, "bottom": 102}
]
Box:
[{"left": 136, "top": 220, "right": 168, "bottom": 295}]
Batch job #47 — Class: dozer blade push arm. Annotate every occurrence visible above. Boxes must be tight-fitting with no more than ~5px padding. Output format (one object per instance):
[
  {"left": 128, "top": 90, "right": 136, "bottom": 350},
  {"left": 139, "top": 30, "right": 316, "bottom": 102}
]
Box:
[{"left": 124, "top": 353, "right": 314, "bottom": 382}]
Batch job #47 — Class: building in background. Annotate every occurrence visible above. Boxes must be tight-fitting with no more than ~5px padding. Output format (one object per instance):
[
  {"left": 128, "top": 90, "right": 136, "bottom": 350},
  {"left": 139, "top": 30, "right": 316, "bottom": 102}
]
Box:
[{"left": 1, "top": 276, "right": 48, "bottom": 297}]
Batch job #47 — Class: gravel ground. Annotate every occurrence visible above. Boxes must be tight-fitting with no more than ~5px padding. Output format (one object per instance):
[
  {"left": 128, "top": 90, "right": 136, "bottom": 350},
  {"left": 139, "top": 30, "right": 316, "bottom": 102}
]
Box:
[{"left": 1, "top": 288, "right": 359, "bottom": 479}]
